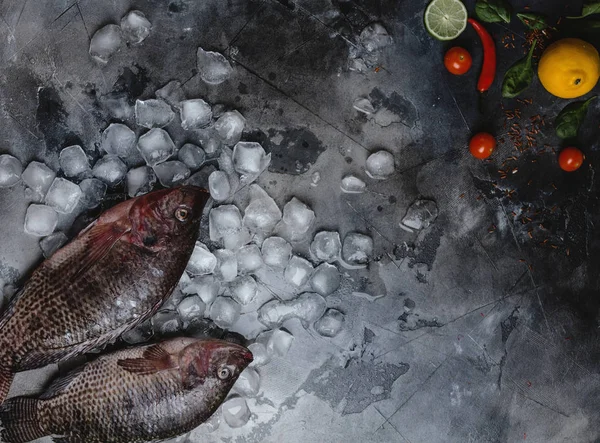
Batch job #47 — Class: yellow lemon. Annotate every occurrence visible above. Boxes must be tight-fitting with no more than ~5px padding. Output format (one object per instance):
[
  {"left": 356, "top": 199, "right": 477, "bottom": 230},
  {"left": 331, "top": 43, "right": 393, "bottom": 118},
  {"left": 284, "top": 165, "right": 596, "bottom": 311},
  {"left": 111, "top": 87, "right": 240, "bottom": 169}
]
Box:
[{"left": 538, "top": 38, "right": 600, "bottom": 99}]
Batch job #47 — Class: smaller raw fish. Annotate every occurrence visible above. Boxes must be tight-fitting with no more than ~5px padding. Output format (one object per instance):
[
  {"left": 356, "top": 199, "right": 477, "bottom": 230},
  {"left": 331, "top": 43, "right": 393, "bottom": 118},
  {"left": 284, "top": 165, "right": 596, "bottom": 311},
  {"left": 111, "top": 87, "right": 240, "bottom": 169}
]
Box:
[{"left": 0, "top": 338, "right": 252, "bottom": 443}]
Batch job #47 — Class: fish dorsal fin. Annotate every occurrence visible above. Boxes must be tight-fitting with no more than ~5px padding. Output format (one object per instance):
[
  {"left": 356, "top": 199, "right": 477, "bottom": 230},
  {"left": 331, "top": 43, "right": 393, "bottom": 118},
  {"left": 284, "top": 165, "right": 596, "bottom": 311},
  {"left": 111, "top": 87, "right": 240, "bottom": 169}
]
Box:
[{"left": 117, "top": 345, "right": 175, "bottom": 375}]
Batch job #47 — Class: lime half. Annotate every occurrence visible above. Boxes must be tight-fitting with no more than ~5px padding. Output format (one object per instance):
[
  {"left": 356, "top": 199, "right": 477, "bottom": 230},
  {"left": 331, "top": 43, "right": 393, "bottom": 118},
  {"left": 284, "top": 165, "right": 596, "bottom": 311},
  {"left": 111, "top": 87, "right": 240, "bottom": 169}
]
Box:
[{"left": 424, "top": 0, "right": 468, "bottom": 41}]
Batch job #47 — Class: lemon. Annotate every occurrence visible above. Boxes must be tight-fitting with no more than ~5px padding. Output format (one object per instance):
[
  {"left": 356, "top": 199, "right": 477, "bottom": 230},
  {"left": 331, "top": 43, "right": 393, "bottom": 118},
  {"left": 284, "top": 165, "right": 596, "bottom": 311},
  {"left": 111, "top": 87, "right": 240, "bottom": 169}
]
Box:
[
  {"left": 424, "top": 0, "right": 468, "bottom": 41},
  {"left": 538, "top": 38, "right": 600, "bottom": 99}
]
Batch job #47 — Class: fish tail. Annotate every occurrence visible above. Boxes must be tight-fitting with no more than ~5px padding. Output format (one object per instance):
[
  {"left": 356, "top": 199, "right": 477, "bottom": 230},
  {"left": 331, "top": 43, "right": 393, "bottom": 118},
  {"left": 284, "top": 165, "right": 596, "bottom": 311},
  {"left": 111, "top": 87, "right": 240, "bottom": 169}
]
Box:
[
  {"left": 0, "top": 397, "right": 45, "bottom": 443},
  {"left": 0, "top": 364, "right": 14, "bottom": 404}
]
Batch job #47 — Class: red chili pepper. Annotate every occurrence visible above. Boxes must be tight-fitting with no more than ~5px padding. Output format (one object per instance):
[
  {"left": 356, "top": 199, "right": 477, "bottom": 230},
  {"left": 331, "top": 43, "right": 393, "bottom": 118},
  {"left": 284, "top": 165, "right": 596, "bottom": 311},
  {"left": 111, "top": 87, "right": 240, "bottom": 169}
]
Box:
[{"left": 468, "top": 18, "right": 496, "bottom": 93}]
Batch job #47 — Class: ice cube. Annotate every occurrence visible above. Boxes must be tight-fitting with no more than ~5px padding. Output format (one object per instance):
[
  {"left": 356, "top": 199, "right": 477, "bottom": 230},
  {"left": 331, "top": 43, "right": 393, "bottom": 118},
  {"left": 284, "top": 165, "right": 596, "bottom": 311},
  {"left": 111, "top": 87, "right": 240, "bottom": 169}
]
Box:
[
  {"left": 258, "top": 292, "right": 326, "bottom": 328},
  {"left": 121, "top": 320, "right": 153, "bottom": 344},
  {"left": 209, "top": 297, "right": 241, "bottom": 328},
  {"left": 45, "top": 178, "right": 82, "bottom": 214},
  {"left": 208, "top": 170, "right": 231, "bottom": 202},
  {"left": 214, "top": 111, "right": 245, "bottom": 145},
  {"left": 137, "top": 128, "right": 176, "bottom": 166},
  {"left": 100, "top": 91, "right": 134, "bottom": 120},
  {"left": 284, "top": 256, "right": 314, "bottom": 288},
  {"left": 197, "top": 47, "right": 233, "bottom": 85},
  {"left": 365, "top": 150, "right": 395, "bottom": 180},
  {"left": 79, "top": 178, "right": 107, "bottom": 209},
  {"left": 310, "top": 263, "right": 341, "bottom": 296},
  {"left": 256, "top": 328, "right": 294, "bottom": 357},
  {"left": 101, "top": 123, "right": 137, "bottom": 158},
  {"left": 0, "top": 154, "right": 22, "bottom": 188},
  {"left": 126, "top": 166, "right": 156, "bottom": 197},
  {"left": 186, "top": 242, "right": 217, "bottom": 275},
  {"left": 237, "top": 244, "right": 263, "bottom": 274},
  {"left": 278, "top": 197, "right": 315, "bottom": 241},
  {"left": 353, "top": 98, "right": 376, "bottom": 114},
  {"left": 182, "top": 275, "right": 221, "bottom": 305},
  {"left": 360, "top": 22, "right": 393, "bottom": 52},
  {"left": 177, "top": 295, "right": 206, "bottom": 324},
  {"left": 213, "top": 249, "right": 238, "bottom": 282},
  {"left": 58, "top": 145, "right": 89, "bottom": 178},
  {"left": 152, "top": 310, "right": 182, "bottom": 336},
  {"left": 24, "top": 204, "right": 58, "bottom": 237},
  {"left": 156, "top": 80, "right": 186, "bottom": 109},
  {"left": 233, "top": 368, "right": 260, "bottom": 397},
  {"left": 209, "top": 205, "right": 250, "bottom": 250},
  {"left": 180, "top": 99, "right": 212, "bottom": 130},
  {"left": 311, "top": 171, "right": 321, "bottom": 187},
  {"left": 243, "top": 184, "right": 282, "bottom": 240},
  {"left": 217, "top": 146, "right": 240, "bottom": 194},
  {"left": 178, "top": 144, "right": 206, "bottom": 170},
  {"left": 401, "top": 199, "right": 439, "bottom": 231},
  {"left": 92, "top": 155, "right": 127, "bottom": 187},
  {"left": 314, "top": 309, "right": 345, "bottom": 337},
  {"left": 153, "top": 161, "right": 190, "bottom": 187},
  {"left": 120, "top": 10, "right": 151, "bottom": 44},
  {"left": 21, "top": 161, "right": 55, "bottom": 199},
  {"left": 247, "top": 342, "right": 271, "bottom": 367},
  {"left": 178, "top": 272, "right": 192, "bottom": 289},
  {"left": 135, "top": 99, "right": 175, "bottom": 129},
  {"left": 261, "top": 237, "right": 292, "bottom": 268},
  {"left": 39, "top": 231, "right": 68, "bottom": 258},
  {"left": 310, "top": 231, "right": 341, "bottom": 263},
  {"left": 89, "top": 24, "right": 122, "bottom": 63},
  {"left": 222, "top": 396, "right": 250, "bottom": 428},
  {"left": 342, "top": 232, "right": 373, "bottom": 266},
  {"left": 340, "top": 175, "right": 366, "bottom": 194},
  {"left": 228, "top": 275, "right": 257, "bottom": 305},
  {"left": 232, "top": 142, "right": 270, "bottom": 184},
  {"left": 203, "top": 137, "right": 221, "bottom": 156}
]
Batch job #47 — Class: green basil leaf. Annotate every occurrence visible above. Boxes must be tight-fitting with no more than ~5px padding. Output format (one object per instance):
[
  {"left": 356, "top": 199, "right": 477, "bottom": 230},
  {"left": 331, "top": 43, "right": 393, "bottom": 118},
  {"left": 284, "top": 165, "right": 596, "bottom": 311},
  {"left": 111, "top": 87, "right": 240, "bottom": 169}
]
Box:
[
  {"left": 475, "top": 0, "right": 512, "bottom": 24},
  {"left": 555, "top": 96, "right": 597, "bottom": 139},
  {"left": 517, "top": 12, "right": 549, "bottom": 30},
  {"left": 502, "top": 40, "right": 537, "bottom": 99},
  {"left": 567, "top": 1, "right": 600, "bottom": 19}
]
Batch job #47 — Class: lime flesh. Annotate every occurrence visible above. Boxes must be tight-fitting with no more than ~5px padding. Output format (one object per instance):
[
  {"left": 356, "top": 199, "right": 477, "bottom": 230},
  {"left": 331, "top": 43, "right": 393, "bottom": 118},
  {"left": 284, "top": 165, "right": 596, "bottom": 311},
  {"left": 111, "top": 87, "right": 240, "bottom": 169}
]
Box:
[{"left": 424, "top": 0, "right": 468, "bottom": 41}]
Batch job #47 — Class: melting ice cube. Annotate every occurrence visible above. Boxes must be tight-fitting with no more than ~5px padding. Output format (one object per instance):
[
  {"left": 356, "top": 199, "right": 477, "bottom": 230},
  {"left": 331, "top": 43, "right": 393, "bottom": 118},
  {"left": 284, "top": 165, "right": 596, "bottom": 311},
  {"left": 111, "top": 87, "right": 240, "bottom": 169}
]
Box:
[
  {"left": 39, "top": 232, "right": 68, "bottom": 258},
  {"left": 277, "top": 197, "right": 315, "bottom": 241},
  {"left": 233, "top": 367, "right": 260, "bottom": 397},
  {"left": 359, "top": 22, "right": 393, "bottom": 52},
  {"left": 284, "top": 256, "right": 314, "bottom": 288},
  {"left": 186, "top": 242, "right": 217, "bottom": 275},
  {"left": 401, "top": 199, "right": 439, "bottom": 231},
  {"left": 100, "top": 91, "right": 134, "bottom": 121},
  {"left": 247, "top": 342, "right": 271, "bottom": 367},
  {"left": 214, "top": 110, "right": 245, "bottom": 145},
  {"left": 213, "top": 249, "right": 238, "bottom": 282},
  {"left": 314, "top": 308, "right": 345, "bottom": 337},
  {"left": 310, "top": 263, "right": 341, "bottom": 296},
  {"left": 180, "top": 99, "right": 213, "bottom": 130},
  {"left": 0, "top": 154, "right": 22, "bottom": 188},
  {"left": 222, "top": 396, "right": 250, "bottom": 428},
  {"left": 353, "top": 98, "right": 376, "bottom": 114},
  {"left": 135, "top": 99, "right": 175, "bottom": 129},
  {"left": 243, "top": 184, "right": 282, "bottom": 241},
  {"left": 79, "top": 178, "right": 107, "bottom": 209},
  {"left": 236, "top": 244, "right": 263, "bottom": 274},
  {"left": 156, "top": 80, "right": 186, "bottom": 109},
  {"left": 121, "top": 320, "right": 153, "bottom": 344},
  {"left": 182, "top": 275, "right": 220, "bottom": 305},
  {"left": 126, "top": 166, "right": 156, "bottom": 197},
  {"left": 89, "top": 24, "right": 122, "bottom": 63},
  {"left": 153, "top": 161, "right": 190, "bottom": 187},
  {"left": 365, "top": 150, "right": 395, "bottom": 180},
  {"left": 177, "top": 295, "right": 206, "bottom": 324},
  {"left": 340, "top": 175, "right": 366, "bottom": 194},
  {"left": 45, "top": 178, "right": 82, "bottom": 214},
  {"left": 341, "top": 232, "right": 373, "bottom": 267},
  {"left": 137, "top": 128, "right": 176, "bottom": 166},
  {"left": 232, "top": 142, "right": 270, "bottom": 184},
  {"left": 92, "top": 155, "right": 127, "bottom": 187},
  {"left": 228, "top": 275, "right": 257, "bottom": 305},
  {"left": 178, "top": 144, "right": 206, "bottom": 170},
  {"left": 209, "top": 205, "right": 249, "bottom": 250},
  {"left": 101, "top": 123, "right": 137, "bottom": 158},
  {"left": 310, "top": 231, "right": 341, "bottom": 263},
  {"left": 24, "top": 204, "right": 58, "bottom": 237},
  {"left": 21, "top": 161, "right": 55, "bottom": 199},
  {"left": 120, "top": 10, "right": 151, "bottom": 44},
  {"left": 59, "top": 145, "right": 90, "bottom": 178},
  {"left": 209, "top": 296, "right": 241, "bottom": 328},
  {"left": 208, "top": 170, "right": 231, "bottom": 202},
  {"left": 197, "top": 47, "right": 233, "bottom": 85},
  {"left": 261, "top": 236, "right": 292, "bottom": 268},
  {"left": 152, "top": 310, "right": 182, "bottom": 336},
  {"left": 256, "top": 328, "right": 294, "bottom": 357},
  {"left": 258, "top": 292, "right": 326, "bottom": 328}
]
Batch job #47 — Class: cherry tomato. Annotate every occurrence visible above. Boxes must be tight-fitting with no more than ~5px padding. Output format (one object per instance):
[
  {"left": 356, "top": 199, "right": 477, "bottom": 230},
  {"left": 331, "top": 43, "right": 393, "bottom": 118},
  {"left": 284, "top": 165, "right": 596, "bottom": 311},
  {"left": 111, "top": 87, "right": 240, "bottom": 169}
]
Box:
[
  {"left": 469, "top": 132, "right": 496, "bottom": 159},
  {"left": 444, "top": 47, "right": 473, "bottom": 75},
  {"left": 558, "top": 147, "right": 584, "bottom": 172}
]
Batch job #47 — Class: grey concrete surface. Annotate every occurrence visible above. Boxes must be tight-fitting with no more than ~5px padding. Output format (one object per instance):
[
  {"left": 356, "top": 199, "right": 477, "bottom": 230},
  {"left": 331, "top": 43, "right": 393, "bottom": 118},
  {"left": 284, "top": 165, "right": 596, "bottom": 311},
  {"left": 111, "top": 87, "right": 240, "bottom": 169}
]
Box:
[{"left": 0, "top": 0, "right": 599, "bottom": 442}]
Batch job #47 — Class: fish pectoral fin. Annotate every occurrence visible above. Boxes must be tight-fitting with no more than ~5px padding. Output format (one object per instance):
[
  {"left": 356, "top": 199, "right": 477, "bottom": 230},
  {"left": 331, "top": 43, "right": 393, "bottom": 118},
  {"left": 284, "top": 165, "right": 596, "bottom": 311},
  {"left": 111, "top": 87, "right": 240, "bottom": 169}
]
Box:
[
  {"left": 72, "top": 220, "right": 131, "bottom": 278},
  {"left": 0, "top": 365, "right": 14, "bottom": 403},
  {"left": 117, "top": 344, "right": 176, "bottom": 375}
]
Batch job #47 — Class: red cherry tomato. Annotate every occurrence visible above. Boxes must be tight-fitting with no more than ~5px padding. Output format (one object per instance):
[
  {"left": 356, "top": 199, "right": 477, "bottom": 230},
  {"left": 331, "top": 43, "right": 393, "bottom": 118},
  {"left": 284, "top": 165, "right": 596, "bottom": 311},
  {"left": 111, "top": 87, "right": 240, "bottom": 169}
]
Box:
[
  {"left": 469, "top": 133, "right": 496, "bottom": 159},
  {"left": 558, "top": 147, "right": 584, "bottom": 172},
  {"left": 444, "top": 47, "right": 473, "bottom": 75}
]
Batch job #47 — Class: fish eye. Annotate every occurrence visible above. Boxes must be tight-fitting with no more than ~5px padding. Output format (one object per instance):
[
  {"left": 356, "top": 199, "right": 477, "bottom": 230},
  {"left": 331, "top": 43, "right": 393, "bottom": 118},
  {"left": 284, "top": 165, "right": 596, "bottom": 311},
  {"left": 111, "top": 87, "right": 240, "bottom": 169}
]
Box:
[
  {"left": 174, "top": 207, "right": 190, "bottom": 222},
  {"left": 218, "top": 366, "right": 231, "bottom": 380}
]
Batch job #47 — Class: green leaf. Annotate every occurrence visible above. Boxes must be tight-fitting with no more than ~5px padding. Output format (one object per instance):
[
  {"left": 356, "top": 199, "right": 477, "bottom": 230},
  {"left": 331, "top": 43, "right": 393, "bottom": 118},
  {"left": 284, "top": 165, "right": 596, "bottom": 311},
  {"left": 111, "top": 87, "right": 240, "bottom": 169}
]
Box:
[
  {"left": 517, "top": 12, "right": 549, "bottom": 30},
  {"left": 475, "top": 0, "right": 512, "bottom": 24},
  {"left": 555, "top": 96, "right": 597, "bottom": 139},
  {"left": 567, "top": 1, "right": 600, "bottom": 19},
  {"left": 502, "top": 40, "right": 537, "bottom": 99}
]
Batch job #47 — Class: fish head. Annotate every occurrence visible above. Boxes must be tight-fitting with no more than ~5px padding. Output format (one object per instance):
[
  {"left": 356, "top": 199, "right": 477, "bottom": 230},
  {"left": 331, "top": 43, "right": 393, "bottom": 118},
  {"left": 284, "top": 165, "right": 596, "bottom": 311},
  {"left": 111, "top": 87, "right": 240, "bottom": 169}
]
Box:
[
  {"left": 129, "top": 186, "right": 210, "bottom": 247},
  {"left": 178, "top": 339, "right": 253, "bottom": 390}
]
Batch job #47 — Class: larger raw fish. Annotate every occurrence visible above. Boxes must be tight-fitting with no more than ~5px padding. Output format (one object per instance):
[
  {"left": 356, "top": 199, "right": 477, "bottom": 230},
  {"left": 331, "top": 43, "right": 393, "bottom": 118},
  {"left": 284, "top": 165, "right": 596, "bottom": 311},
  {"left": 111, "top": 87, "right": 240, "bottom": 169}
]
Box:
[
  {"left": 0, "top": 337, "right": 253, "bottom": 442},
  {"left": 0, "top": 186, "right": 210, "bottom": 402}
]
